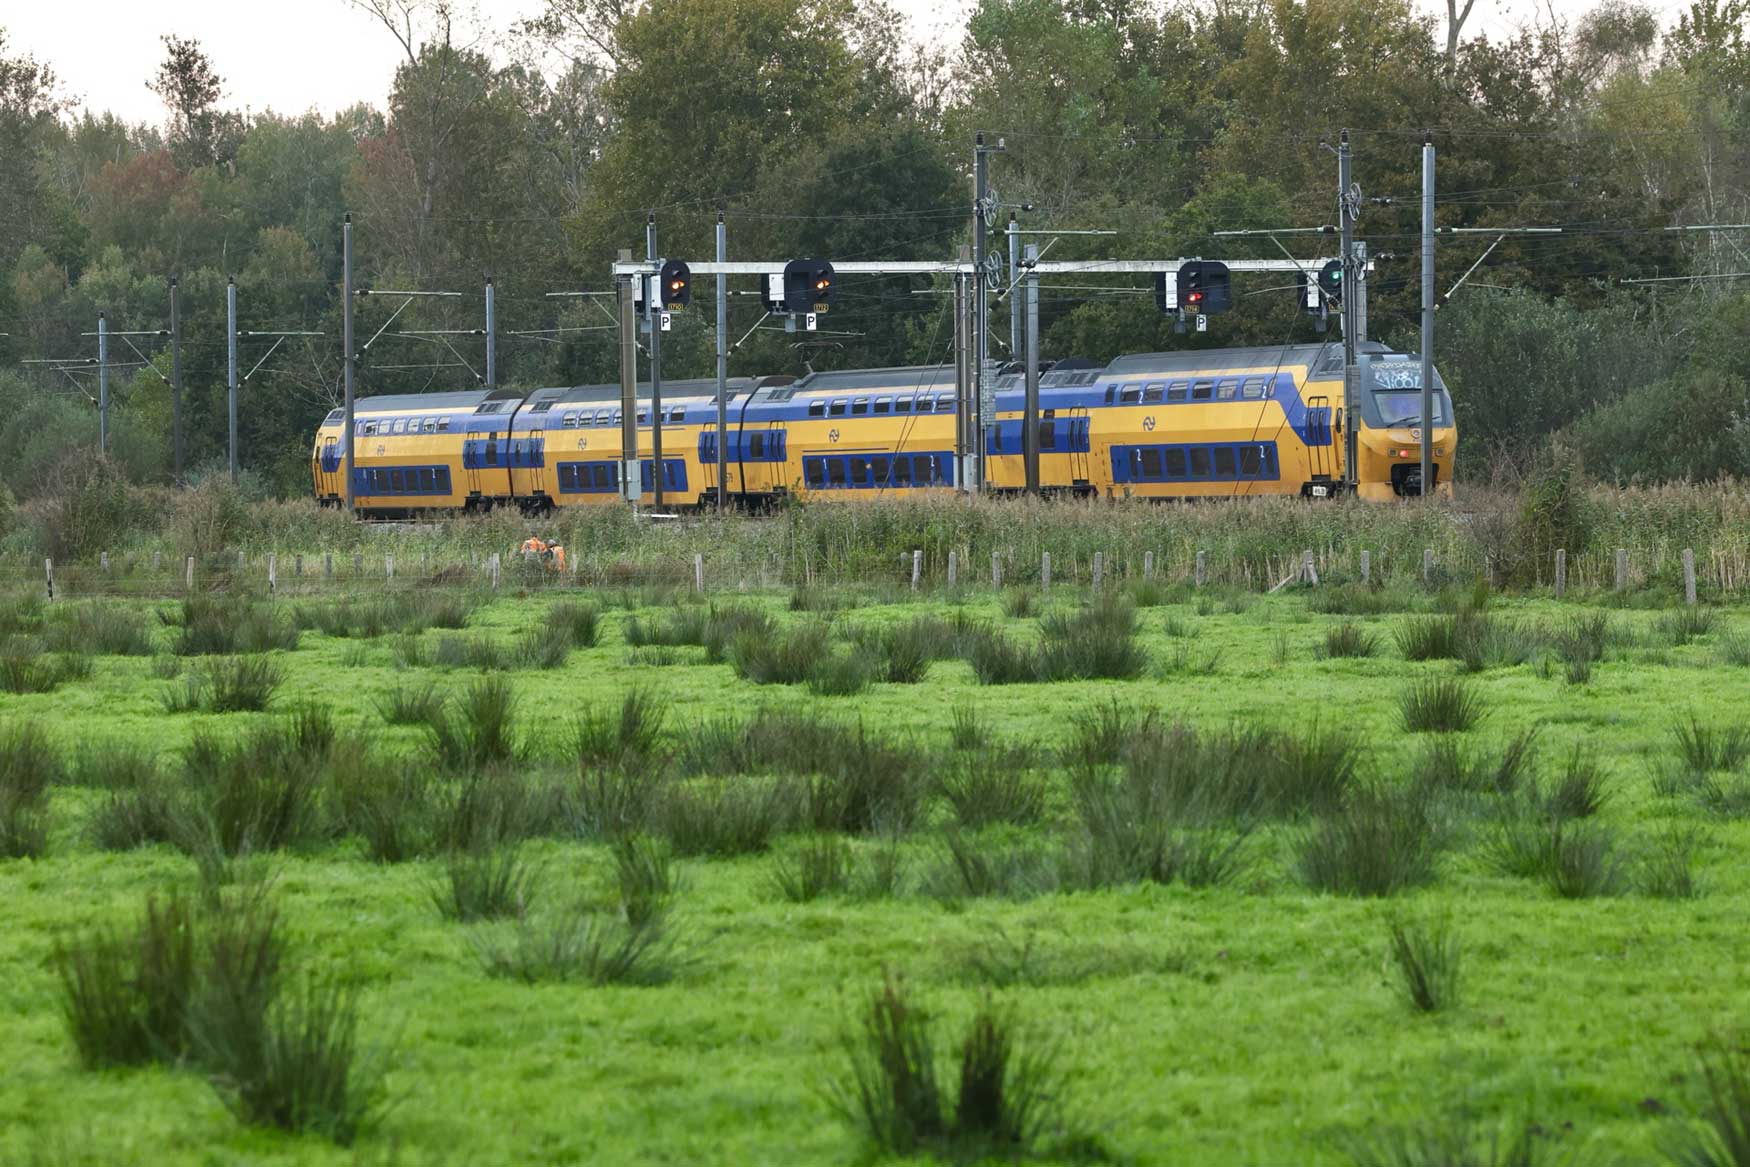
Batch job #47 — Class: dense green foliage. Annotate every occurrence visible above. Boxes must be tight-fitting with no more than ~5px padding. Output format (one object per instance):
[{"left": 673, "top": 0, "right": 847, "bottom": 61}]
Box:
[{"left": 3, "top": 0, "right": 1750, "bottom": 495}]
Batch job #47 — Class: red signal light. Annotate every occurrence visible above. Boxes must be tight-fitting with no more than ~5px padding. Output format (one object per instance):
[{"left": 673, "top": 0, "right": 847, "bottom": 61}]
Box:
[{"left": 1186, "top": 291, "right": 1205, "bottom": 304}]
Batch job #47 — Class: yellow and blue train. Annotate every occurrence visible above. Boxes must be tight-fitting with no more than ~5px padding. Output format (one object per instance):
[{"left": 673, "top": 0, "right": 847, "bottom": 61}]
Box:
[{"left": 311, "top": 341, "right": 1454, "bottom": 513}]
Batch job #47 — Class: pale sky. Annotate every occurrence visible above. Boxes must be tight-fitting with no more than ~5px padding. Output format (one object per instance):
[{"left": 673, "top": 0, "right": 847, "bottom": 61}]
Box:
[{"left": 6, "top": 0, "right": 1682, "bottom": 129}]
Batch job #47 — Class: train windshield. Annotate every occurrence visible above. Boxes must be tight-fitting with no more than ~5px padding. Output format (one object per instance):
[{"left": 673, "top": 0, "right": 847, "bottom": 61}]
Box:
[{"left": 1360, "top": 357, "right": 1450, "bottom": 427}]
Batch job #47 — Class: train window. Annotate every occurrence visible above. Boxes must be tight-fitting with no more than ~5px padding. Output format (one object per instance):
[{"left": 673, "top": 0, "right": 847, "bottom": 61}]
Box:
[
  {"left": 324, "top": 409, "right": 343, "bottom": 423},
  {"left": 387, "top": 469, "right": 401, "bottom": 492},
  {"left": 591, "top": 409, "right": 605, "bottom": 425},
  {"left": 1120, "top": 384, "right": 1142, "bottom": 404},
  {"left": 937, "top": 395, "right": 954, "bottom": 412},
  {"left": 612, "top": 409, "right": 622, "bottom": 424},
  {"left": 827, "top": 459, "right": 846, "bottom": 486},
  {"left": 636, "top": 408, "right": 649, "bottom": 424},
  {"left": 1189, "top": 448, "right": 1211, "bottom": 477},
  {"left": 1242, "top": 377, "right": 1267, "bottom": 399},
  {"left": 748, "top": 433, "right": 766, "bottom": 459},
  {"left": 485, "top": 439, "right": 499, "bottom": 466},
  {"left": 805, "top": 460, "right": 826, "bottom": 488},
  {"left": 1104, "top": 385, "right": 1117, "bottom": 404},
  {"left": 423, "top": 417, "right": 437, "bottom": 433},
  {"left": 850, "top": 459, "right": 868, "bottom": 486},
  {"left": 362, "top": 421, "right": 378, "bottom": 436},
  {"left": 829, "top": 399, "right": 847, "bottom": 417},
  {"left": 1239, "top": 445, "right": 1263, "bottom": 476},
  {"left": 1191, "top": 380, "right": 1214, "bottom": 401},
  {"left": 1140, "top": 448, "right": 1164, "bottom": 479},
  {"left": 895, "top": 396, "right": 912, "bottom": 413},
  {"left": 437, "top": 467, "right": 451, "bottom": 491},
  {"left": 1165, "top": 448, "right": 1188, "bottom": 477},
  {"left": 874, "top": 397, "right": 891, "bottom": 414},
  {"left": 1142, "top": 382, "right": 1165, "bottom": 403},
  {"left": 851, "top": 397, "right": 868, "bottom": 415},
  {"left": 894, "top": 456, "right": 912, "bottom": 484},
  {"left": 392, "top": 419, "right": 408, "bottom": 435},
  {"left": 438, "top": 417, "right": 451, "bottom": 431},
  {"left": 562, "top": 412, "right": 578, "bottom": 428},
  {"left": 808, "top": 400, "right": 826, "bottom": 417},
  {"left": 1213, "top": 447, "right": 1237, "bottom": 477},
  {"left": 915, "top": 397, "right": 933, "bottom": 414},
  {"left": 1216, "top": 379, "right": 1239, "bottom": 401},
  {"left": 670, "top": 407, "right": 685, "bottom": 423},
  {"left": 419, "top": 467, "right": 435, "bottom": 492},
  {"left": 870, "top": 456, "right": 890, "bottom": 483},
  {"left": 1039, "top": 420, "right": 1057, "bottom": 450},
  {"left": 1167, "top": 381, "right": 1189, "bottom": 402},
  {"left": 527, "top": 401, "right": 550, "bottom": 414}
]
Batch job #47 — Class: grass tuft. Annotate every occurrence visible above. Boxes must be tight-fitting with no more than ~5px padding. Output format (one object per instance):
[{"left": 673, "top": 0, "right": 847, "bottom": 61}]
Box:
[
  {"left": 432, "top": 844, "right": 539, "bottom": 921},
  {"left": 1296, "top": 785, "right": 1443, "bottom": 897},
  {"left": 1399, "top": 677, "right": 1487, "bottom": 733},
  {"left": 769, "top": 834, "right": 852, "bottom": 902},
  {"left": 1323, "top": 622, "right": 1379, "bottom": 659},
  {"left": 425, "top": 676, "right": 519, "bottom": 771},
  {"left": 473, "top": 910, "right": 679, "bottom": 986},
  {"left": 1385, "top": 916, "right": 1461, "bottom": 1014}
]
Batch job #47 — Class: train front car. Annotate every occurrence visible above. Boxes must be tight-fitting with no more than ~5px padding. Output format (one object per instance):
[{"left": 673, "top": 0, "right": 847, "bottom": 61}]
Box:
[
  {"left": 1350, "top": 352, "right": 1456, "bottom": 499},
  {"left": 311, "top": 388, "right": 520, "bottom": 515}
]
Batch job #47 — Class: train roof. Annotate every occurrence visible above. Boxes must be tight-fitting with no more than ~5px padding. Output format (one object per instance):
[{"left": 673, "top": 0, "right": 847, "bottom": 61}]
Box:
[
  {"left": 526, "top": 378, "right": 764, "bottom": 408},
  {"left": 791, "top": 365, "right": 956, "bottom": 393},
  {"left": 351, "top": 388, "right": 506, "bottom": 413},
  {"left": 1104, "top": 341, "right": 1395, "bottom": 378}
]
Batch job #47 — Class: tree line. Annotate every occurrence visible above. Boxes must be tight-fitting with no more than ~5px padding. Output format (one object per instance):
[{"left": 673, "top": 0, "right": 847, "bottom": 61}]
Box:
[{"left": 0, "top": 0, "right": 1747, "bottom": 505}]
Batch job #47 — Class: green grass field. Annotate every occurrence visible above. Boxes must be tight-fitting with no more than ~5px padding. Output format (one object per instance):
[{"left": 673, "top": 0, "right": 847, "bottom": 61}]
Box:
[{"left": 3, "top": 579, "right": 1749, "bottom": 1165}]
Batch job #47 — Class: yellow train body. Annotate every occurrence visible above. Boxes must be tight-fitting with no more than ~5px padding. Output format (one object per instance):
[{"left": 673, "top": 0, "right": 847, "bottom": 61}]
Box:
[{"left": 312, "top": 344, "right": 1454, "bottom": 512}]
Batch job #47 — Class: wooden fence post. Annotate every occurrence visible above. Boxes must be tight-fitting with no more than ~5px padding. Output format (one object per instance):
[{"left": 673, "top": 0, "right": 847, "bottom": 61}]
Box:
[
  {"left": 324, "top": 552, "right": 334, "bottom": 580},
  {"left": 1422, "top": 548, "right": 1435, "bottom": 584},
  {"left": 100, "top": 551, "right": 109, "bottom": 572},
  {"left": 185, "top": 556, "right": 195, "bottom": 591},
  {"left": 1683, "top": 548, "right": 1697, "bottom": 606},
  {"left": 1194, "top": 551, "right": 1206, "bottom": 588},
  {"left": 385, "top": 553, "right": 395, "bottom": 580},
  {"left": 1360, "top": 549, "right": 1371, "bottom": 584},
  {"left": 910, "top": 549, "right": 922, "bottom": 591},
  {"left": 152, "top": 550, "right": 162, "bottom": 573},
  {"left": 1041, "top": 552, "right": 1051, "bottom": 595},
  {"left": 1143, "top": 550, "right": 1154, "bottom": 580},
  {"left": 947, "top": 551, "right": 958, "bottom": 589},
  {"left": 991, "top": 552, "right": 1002, "bottom": 588},
  {"left": 353, "top": 552, "right": 363, "bottom": 577},
  {"left": 1301, "top": 549, "right": 1319, "bottom": 586},
  {"left": 267, "top": 553, "right": 277, "bottom": 594},
  {"left": 1615, "top": 548, "right": 1629, "bottom": 593},
  {"left": 694, "top": 553, "right": 705, "bottom": 594},
  {"left": 237, "top": 550, "right": 246, "bottom": 574},
  {"left": 1554, "top": 549, "right": 1567, "bottom": 598},
  {"left": 489, "top": 553, "right": 501, "bottom": 589},
  {"left": 294, "top": 554, "right": 304, "bottom": 578},
  {"left": 1092, "top": 551, "right": 1104, "bottom": 594},
  {"left": 43, "top": 558, "right": 54, "bottom": 601}
]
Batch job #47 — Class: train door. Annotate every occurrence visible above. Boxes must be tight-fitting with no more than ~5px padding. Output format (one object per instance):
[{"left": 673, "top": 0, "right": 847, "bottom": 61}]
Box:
[
  {"left": 1067, "top": 407, "right": 1092, "bottom": 485},
  {"left": 526, "top": 426, "right": 546, "bottom": 497},
  {"left": 1306, "top": 395, "right": 1333, "bottom": 480},
  {"left": 317, "top": 437, "right": 341, "bottom": 497}
]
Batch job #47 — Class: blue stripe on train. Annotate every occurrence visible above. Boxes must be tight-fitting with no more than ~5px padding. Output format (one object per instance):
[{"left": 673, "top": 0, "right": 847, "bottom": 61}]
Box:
[
  {"left": 552, "top": 459, "right": 687, "bottom": 495},
  {"left": 803, "top": 451, "right": 953, "bottom": 490}
]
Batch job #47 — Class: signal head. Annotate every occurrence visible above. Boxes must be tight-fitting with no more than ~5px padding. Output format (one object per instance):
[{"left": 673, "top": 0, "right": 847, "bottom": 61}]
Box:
[{"left": 658, "top": 259, "right": 691, "bottom": 310}]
